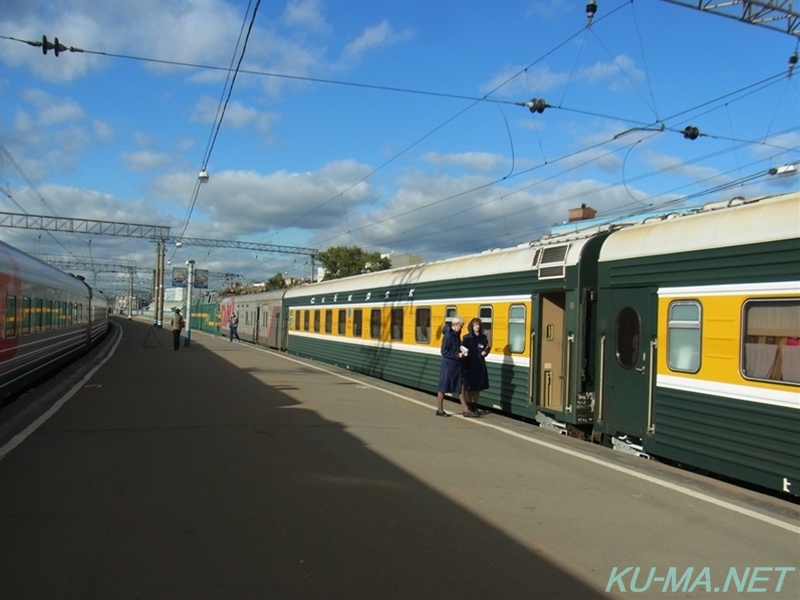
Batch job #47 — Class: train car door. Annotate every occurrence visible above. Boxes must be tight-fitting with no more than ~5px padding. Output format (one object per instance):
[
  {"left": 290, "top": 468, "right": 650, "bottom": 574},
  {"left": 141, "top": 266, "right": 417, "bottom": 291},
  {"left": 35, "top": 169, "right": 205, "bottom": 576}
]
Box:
[
  {"left": 255, "top": 307, "right": 261, "bottom": 345},
  {"left": 536, "top": 292, "right": 566, "bottom": 412},
  {"left": 599, "top": 287, "right": 657, "bottom": 438}
]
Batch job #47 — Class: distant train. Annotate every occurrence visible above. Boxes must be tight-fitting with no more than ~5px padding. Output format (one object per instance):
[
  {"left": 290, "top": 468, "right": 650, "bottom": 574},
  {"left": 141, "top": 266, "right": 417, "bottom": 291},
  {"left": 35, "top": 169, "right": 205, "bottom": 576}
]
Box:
[
  {"left": 0, "top": 240, "right": 110, "bottom": 403},
  {"left": 195, "top": 191, "right": 799, "bottom": 496}
]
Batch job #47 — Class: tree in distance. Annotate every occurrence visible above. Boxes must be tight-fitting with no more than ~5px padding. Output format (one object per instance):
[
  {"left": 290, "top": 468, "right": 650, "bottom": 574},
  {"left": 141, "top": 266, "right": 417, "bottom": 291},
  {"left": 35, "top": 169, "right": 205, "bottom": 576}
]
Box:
[
  {"left": 317, "top": 245, "right": 391, "bottom": 280},
  {"left": 266, "top": 272, "right": 288, "bottom": 290}
]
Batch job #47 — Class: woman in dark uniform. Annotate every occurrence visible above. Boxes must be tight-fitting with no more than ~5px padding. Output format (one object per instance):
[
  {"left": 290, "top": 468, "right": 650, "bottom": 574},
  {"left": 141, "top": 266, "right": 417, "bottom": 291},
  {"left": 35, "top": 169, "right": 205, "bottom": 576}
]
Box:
[
  {"left": 436, "top": 316, "right": 478, "bottom": 418},
  {"left": 461, "top": 317, "right": 490, "bottom": 414}
]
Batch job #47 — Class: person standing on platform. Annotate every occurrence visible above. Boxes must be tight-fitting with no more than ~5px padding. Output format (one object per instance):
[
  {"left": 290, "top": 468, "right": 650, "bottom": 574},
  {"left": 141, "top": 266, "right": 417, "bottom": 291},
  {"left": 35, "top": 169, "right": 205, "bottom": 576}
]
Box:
[
  {"left": 170, "top": 308, "right": 185, "bottom": 351},
  {"left": 436, "top": 315, "right": 478, "bottom": 418},
  {"left": 229, "top": 312, "right": 240, "bottom": 342},
  {"left": 461, "top": 317, "right": 491, "bottom": 414}
]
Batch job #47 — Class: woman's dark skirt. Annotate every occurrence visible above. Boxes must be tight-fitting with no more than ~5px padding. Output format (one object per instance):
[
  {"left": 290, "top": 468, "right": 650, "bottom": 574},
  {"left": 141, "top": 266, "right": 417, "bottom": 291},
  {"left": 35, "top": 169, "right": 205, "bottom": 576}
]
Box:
[{"left": 437, "top": 358, "right": 462, "bottom": 394}]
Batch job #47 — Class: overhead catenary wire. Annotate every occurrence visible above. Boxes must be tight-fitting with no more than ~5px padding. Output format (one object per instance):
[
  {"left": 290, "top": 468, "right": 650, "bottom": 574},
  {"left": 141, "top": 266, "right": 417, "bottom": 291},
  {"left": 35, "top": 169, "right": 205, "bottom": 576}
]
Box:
[
  {"left": 171, "top": 0, "right": 262, "bottom": 260},
  {"left": 0, "top": 0, "right": 796, "bottom": 267},
  {"left": 0, "top": 140, "right": 85, "bottom": 259},
  {"left": 313, "top": 73, "right": 797, "bottom": 251},
  {"left": 359, "top": 125, "right": 798, "bottom": 251}
]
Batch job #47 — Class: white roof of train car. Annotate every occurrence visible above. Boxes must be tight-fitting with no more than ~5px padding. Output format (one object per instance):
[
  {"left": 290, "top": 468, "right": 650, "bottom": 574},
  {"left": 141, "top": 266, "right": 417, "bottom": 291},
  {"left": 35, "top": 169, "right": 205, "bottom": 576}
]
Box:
[
  {"left": 599, "top": 192, "right": 800, "bottom": 262},
  {"left": 285, "top": 232, "right": 599, "bottom": 299},
  {"left": 0, "top": 239, "right": 91, "bottom": 295}
]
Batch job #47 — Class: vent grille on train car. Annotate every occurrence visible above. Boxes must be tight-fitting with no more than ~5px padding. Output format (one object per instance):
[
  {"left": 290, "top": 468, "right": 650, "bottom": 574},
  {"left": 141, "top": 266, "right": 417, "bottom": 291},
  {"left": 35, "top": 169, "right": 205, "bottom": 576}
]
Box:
[{"left": 537, "top": 244, "right": 569, "bottom": 279}]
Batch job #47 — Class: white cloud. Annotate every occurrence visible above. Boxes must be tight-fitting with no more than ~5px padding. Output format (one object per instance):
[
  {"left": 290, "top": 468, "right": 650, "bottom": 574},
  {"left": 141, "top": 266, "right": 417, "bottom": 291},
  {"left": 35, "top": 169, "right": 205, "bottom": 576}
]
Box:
[
  {"left": 642, "top": 150, "right": 723, "bottom": 181},
  {"left": 578, "top": 55, "right": 645, "bottom": 92},
  {"left": 20, "top": 89, "right": 84, "bottom": 125},
  {"left": 421, "top": 151, "right": 507, "bottom": 173},
  {"left": 92, "top": 120, "right": 115, "bottom": 142},
  {"left": 121, "top": 150, "right": 174, "bottom": 172},
  {"left": 481, "top": 65, "right": 569, "bottom": 98},
  {"left": 149, "top": 159, "right": 379, "bottom": 238},
  {"left": 283, "top": 0, "right": 327, "bottom": 30},
  {"left": 189, "top": 96, "right": 279, "bottom": 138},
  {"left": 341, "top": 21, "right": 413, "bottom": 64}
]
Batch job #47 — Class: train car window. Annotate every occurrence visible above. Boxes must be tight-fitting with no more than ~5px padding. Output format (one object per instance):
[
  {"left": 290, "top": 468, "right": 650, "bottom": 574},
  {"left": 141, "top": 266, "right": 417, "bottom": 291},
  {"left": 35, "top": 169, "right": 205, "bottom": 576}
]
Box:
[
  {"left": 22, "top": 297, "right": 31, "bottom": 335},
  {"left": 294, "top": 310, "right": 300, "bottom": 331},
  {"left": 667, "top": 301, "right": 701, "bottom": 373},
  {"left": 45, "top": 300, "right": 52, "bottom": 330},
  {"left": 303, "top": 310, "right": 309, "bottom": 331},
  {"left": 615, "top": 306, "right": 640, "bottom": 369},
  {"left": 78, "top": 303, "right": 83, "bottom": 325},
  {"left": 35, "top": 298, "right": 43, "bottom": 332},
  {"left": 325, "top": 310, "right": 332, "bottom": 334},
  {"left": 337, "top": 309, "right": 346, "bottom": 335},
  {"left": 5, "top": 294, "right": 16, "bottom": 339},
  {"left": 479, "top": 305, "right": 493, "bottom": 346},
  {"left": 415, "top": 308, "right": 431, "bottom": 343},
  {"left": 391, "top": 308, "right": 403, "bottom": 341},
  {"left": 508, "top": 305, "right": 526, "bottom": 353},
  {"left": 742, "top": 299, "right": 800, "bottom": 385},
  {"left": 353, "top": 309, "right": 363, "bottom": 337},
  {"left": 445, "top": 306, "right": 457, "bottom": 322},
  {"left": 370, "top": 309, "right": 381, "bottom": 339},
  {"left": 313, "top": 310, "right": 320, "bottom": 333}
]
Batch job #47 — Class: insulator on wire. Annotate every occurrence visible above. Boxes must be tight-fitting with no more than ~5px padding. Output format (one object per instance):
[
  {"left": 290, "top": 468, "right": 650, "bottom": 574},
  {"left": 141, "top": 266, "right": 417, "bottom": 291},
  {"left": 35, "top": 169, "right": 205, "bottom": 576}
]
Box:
[
  {"left": 789, "top": 51, "right": 798, "bottom": 77},
  {"left": 37, "top": 35, "right": 81, "bottom": 57},
  {"left": 682, "top": 126, "right": 701, "bottom": 140},
  {"left": 586, "top": 1, "right": 597, "bottom": 27},
  {"left": 526, "top": 98, "right": 548, "bottom": 114}
]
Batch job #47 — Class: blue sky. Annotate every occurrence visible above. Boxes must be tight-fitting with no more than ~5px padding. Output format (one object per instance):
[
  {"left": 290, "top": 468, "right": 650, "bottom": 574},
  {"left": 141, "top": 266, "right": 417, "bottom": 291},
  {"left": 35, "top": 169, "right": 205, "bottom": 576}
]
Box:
[{"left": 1, "top": 0, "right": 798, "bottom": 293}]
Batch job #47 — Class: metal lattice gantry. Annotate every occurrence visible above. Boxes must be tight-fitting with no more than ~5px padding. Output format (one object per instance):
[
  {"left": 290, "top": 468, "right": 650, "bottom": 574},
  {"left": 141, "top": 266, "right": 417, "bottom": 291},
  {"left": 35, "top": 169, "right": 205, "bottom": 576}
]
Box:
[
  {"left": 0, "top": 210, "right": 320, "bottom": 326},
  {"left": 32, "top": 254, "right": 137, "bottom": 275},
  {"left": 166, "top": 236, "right": 318, "bottom": 257},
  {"left": 663, "top": 1, "right": 800, "bottom": 38},
  {"left": 0, "top": 211, "right": 171, "bottom": 238},
  {"left": 32, "top": 253, "right": 140, "bottom": 319}
]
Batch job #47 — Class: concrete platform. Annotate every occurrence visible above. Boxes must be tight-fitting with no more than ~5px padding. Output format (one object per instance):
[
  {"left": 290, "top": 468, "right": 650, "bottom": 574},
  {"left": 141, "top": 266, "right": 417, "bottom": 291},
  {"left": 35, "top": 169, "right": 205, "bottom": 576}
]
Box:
[{"left": 0, "top": 318, "right": 797, "bottom": 599}]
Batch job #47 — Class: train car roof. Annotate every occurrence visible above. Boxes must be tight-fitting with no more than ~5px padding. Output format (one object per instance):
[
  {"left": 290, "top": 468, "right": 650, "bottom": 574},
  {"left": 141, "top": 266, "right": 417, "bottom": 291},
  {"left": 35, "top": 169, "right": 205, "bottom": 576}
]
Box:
[
  {"left": 220, "top": 288, "right": 287, "bottom": 304},
  {"left": 285, "top": 231, "right": 600, "bottom": 298},
  {"left": 0, "top": 239, "right": 92, "bottom": 294},
  {"left": 598, "top": 191, "right": 800, "bottom": 262}
]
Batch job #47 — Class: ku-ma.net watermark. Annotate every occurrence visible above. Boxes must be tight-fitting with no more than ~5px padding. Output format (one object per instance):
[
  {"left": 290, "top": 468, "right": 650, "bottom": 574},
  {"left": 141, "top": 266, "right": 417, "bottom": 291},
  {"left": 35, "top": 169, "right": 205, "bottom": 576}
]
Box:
[{"left": 606, "top": 566, "right": 796, "bottom": 594}]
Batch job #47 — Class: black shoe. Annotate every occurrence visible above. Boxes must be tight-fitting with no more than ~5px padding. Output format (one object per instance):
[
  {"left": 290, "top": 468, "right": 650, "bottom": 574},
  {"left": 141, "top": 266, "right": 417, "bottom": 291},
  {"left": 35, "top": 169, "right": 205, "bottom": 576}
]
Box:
[
  {"left": 435, "top": 410, "right": 450, "bottom": 417},
  {"left": 463, "top": 411, "right": 480, "bottom": 418}
]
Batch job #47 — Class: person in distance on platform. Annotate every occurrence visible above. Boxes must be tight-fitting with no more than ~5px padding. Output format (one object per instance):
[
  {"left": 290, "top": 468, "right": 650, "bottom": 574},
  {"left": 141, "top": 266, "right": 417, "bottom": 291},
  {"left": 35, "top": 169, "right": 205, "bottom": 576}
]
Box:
[
  {"left": 229, "top": 312, "right": 240, "bottom": 342},
  {"left": 170, "top": 308, "right": 185, "bottom": 351},
  {"left": 436, "top": 315, "right": 479, "bottom": 418},
  {"left": 460, "top": 317, "right": 491, "bottom": 415}
]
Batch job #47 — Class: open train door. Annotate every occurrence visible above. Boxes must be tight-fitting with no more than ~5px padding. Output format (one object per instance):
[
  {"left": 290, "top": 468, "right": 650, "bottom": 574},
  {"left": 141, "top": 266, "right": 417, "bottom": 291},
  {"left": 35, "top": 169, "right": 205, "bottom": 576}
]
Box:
[{"left": 597, "top": 287, "right": 658, "bottom": 440}]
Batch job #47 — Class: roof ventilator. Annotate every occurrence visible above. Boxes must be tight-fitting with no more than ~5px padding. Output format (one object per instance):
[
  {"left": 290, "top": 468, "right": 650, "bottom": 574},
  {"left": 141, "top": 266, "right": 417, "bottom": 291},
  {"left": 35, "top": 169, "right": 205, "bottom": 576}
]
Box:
[{"left": 537, "top": 244, "right": 569, "bottom": 279}]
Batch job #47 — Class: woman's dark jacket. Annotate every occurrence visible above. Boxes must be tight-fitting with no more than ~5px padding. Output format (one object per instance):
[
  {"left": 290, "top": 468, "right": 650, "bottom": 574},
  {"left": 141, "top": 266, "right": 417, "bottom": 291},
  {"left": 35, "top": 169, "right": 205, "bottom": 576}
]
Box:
[
  {"left": 437, "top": 322, "right": 463, "bottom": 393},
  {"left": 461, "top": 327, "right": 490, "bottom": 391}
]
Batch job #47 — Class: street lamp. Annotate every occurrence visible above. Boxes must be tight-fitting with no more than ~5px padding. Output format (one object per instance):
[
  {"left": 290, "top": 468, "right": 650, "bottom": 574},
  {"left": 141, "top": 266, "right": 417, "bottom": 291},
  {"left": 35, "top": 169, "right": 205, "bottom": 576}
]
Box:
[{"left": 184, "top": 259, "right": 196, "bottom": 347}]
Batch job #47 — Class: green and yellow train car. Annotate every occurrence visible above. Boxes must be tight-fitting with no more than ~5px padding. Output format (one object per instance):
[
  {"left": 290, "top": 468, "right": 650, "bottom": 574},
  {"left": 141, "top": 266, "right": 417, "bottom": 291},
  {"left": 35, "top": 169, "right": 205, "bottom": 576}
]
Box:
[
  {"left": 190, "top": 297, "right": 220, "bottom": 335},
  {"left": 220, "top": 190, "right": 798, "bottom": 496},
  {"left": 283, "top": 231, "right": 608, "bottom": 426},
  {"left": 594, "top": 192, "right": 799, "bottom": 494}
]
